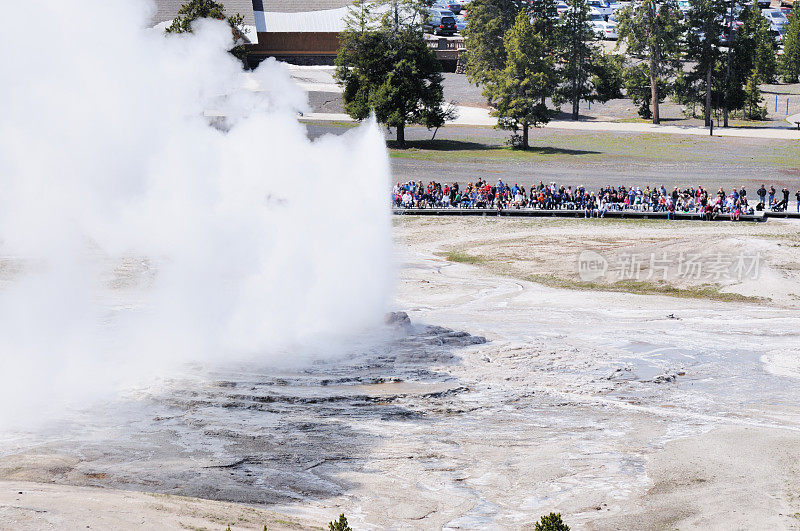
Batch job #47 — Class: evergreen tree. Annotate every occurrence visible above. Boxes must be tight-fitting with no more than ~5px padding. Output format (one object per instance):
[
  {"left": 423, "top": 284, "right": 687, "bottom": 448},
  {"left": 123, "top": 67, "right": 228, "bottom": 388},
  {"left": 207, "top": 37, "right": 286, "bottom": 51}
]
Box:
[
  {"left": 752, "top": 28, "right": 777, "bottom": 83},
  {"left": 780, "top": 2, "right": 800, "bottom": 82},
  {"left": 165, "top": 0, "right": 248, "bottom": 62},
  {"left": 616, "top": 0, "right": 684, "bottom": 123},
  {"left": 343, "top": 0, "right": 374, "bottom": 33},
  {"left": 556, "top": 0, "right": 620, "bottom": 119},
  {"left": 483, "top": 12, "right": 557, "bottom": 148},
  {"left": 734, "top": 1, "right": 777, "bottom": 84},
  {"left": 743, "top": 71, "right": 767, "bottom": 119},
  {"left": 334, "top": 0, "right": 452, "bottom": 148},
  {"left": 328, "top": 514, "right": 353, "bottom": 531},
  {"left": 685, "top": 0, "right": 727, "bottom": 125},
  {"left": 624, "top": 63, "right": 668, "bottom": 119},
  {"left": 715, "top": 1, "right": 775, "bottom": 124},
  {"left": 591, "top": 53, "right": 625, "bottom": 103},
  {"left": 529, "top": 0, "right": 559, "bottom": 39},
  {"left": 529, "top": 0, "right": 561, "bottom": 110},
  {"left": 673, "top": 68, "right": 704, "bottom": 118},
  {"left": 534, "top": 512, "right": 571, "bottom": 531},
  {"left": 462, "top": 0, "right": 528, "bottom": 85}
]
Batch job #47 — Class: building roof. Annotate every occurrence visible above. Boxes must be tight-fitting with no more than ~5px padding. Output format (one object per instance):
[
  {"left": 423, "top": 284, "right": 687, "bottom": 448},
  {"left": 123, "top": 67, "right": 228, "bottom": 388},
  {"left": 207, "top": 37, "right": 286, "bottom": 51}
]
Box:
[
  {"left": 253, "top": 0, "right": 352, "bottom": 13},
  {"left": 151, "top": 0, "right": 258, "bottom": 26},
  {"left": 254, "top": 6, "right": 349, "bottom": 32}
]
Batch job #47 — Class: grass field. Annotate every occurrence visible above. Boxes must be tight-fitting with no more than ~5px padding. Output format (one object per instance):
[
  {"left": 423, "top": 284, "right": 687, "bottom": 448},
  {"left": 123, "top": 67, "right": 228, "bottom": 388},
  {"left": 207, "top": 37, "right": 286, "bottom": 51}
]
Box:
[
  {"left": 305, "top": 120, "right": 800, "bottom": 188},
  {"left": 387, "top": 132, "right": 800, "bottom": 168},
  {"left": 524, "top": 274, "right": 765, "bottom": 303},
  {"left": 437, "top": 246, "right": 767, "bottom": 303}
]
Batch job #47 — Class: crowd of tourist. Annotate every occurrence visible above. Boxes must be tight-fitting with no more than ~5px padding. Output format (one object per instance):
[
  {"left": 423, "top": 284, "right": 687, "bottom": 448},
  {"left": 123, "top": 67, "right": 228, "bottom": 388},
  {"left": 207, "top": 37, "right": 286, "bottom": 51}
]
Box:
[{"left": 393, "top": 180, "right": 800, "bottom": 219}]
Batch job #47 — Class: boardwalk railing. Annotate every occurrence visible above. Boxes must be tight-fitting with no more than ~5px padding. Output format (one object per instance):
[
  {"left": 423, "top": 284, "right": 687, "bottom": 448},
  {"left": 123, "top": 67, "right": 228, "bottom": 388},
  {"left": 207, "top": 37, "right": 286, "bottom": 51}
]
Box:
[
  {"left": 425, "top": 36, "right": 465, "bottom": 62},
  {"left": 392, "top": 207, "right": 785, "bottom": 222}
]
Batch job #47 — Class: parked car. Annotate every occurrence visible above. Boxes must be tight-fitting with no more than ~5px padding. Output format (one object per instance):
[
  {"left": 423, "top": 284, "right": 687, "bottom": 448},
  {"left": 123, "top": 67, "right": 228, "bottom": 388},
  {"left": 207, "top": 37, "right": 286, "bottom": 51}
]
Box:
[
  {"left": 720, "top": 28, "right": 738, "bottom": 45},
  {"left": 608, "top": 1, "right": 625, "bottom": 12},
  {"left": 763, "top": 8, "right": 789, "bottom": 28},
  {"left": 589, "top": 12, "right": 618, "bottom": 39},
  {"left": 725, "top": 17, "right": 744, "bottom": 31},
  {"left": 761, "top": 9, "right": 789, "bottom": 34},
  {"left": 455, "top": 13, "right": 468, "bottom": 31},
  {"left": 427, "top": 8, "right": 457, "bottom": 35},
  {"left": 773, "top": 24, "right": 787, "bottom": 42},
  {"left": 756, "top": 0, "right": 771, "bottom": 8},
  {"left": 433, "top": 1, "right": 461, "bottom": 15},
  {"left": 587, "top": 0, "right": 614, "bottom": 17}
]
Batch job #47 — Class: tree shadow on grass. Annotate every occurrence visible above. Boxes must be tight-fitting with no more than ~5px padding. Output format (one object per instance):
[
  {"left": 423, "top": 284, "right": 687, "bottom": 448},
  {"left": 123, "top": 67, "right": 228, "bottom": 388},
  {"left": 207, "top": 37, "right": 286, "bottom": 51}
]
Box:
[
  {"left": 387, "top": 139, "right": 494, "bottom": 151},
  {"left": 525, "top": 145, "right": 600, "bottom": 156},
  {"left": 553, "top": 111, "right": 690, "bottom": 125},
  {"left": 388, "top": 138, "right": 599, "bottom": 155}
]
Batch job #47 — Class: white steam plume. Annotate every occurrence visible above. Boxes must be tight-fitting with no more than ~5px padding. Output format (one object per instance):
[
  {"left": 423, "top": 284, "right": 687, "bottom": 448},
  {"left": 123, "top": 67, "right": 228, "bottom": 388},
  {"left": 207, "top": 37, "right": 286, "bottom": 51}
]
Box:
[{"left": 0, "top": 0, "right": 393, "bottom": 427}]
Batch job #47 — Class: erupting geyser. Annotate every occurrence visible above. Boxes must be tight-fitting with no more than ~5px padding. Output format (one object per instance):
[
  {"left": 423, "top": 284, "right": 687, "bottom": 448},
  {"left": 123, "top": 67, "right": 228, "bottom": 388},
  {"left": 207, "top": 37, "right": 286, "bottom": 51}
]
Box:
[{"left": 0, "top": 0, "right": 392, "bottom": 427}]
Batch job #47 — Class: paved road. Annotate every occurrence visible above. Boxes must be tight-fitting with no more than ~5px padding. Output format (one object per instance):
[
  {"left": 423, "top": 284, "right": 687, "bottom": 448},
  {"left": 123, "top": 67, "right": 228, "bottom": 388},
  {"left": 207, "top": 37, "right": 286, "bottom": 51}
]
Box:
[
  {"left": 304, "top": 106, "right": 800, "bottom": 140},
  {"left": 287, "top": 65, "right": 800, "bottom": 132}
]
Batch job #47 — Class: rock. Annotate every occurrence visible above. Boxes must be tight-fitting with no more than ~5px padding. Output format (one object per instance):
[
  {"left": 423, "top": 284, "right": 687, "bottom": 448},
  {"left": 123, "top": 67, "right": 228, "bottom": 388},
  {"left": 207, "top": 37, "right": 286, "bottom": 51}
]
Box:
[
  {"left": 652, "top": 374, "right": 677, "bottom": 384},
  {"left": 385, "top": 311, "right": 412, "bottom": 327}
]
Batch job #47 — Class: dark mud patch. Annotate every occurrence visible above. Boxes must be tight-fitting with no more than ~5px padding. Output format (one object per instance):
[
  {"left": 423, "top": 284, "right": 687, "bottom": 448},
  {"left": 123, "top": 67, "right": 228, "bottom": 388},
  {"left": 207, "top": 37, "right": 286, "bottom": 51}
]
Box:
[{"left": 0, "top": 314, "right": 486, "bottom": 506}]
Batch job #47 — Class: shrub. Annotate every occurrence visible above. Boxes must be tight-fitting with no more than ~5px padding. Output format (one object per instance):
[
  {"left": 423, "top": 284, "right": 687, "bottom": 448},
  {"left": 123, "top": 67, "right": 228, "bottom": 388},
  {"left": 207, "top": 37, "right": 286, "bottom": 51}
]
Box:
[
  {"left": 535, "top": 512, "right": 570, "bottom": 531},
  {"left": 329, "top": 513, "right": 352, "bottom": 531}
]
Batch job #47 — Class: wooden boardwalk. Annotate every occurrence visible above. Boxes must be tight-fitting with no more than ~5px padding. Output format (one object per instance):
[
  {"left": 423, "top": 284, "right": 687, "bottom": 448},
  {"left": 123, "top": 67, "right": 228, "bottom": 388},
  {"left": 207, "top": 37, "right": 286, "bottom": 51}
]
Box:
[{"left": 390, "top": 208, "right": 797, "bottom": 222}]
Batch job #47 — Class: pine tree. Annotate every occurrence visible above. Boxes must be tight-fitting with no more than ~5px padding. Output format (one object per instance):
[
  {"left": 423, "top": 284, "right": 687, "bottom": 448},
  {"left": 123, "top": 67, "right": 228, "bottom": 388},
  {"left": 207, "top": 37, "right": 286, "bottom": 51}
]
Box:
[
  {"left": 334, "top": 0, "right": 452, "bottom": 148},
  {"left": 328, "top": 514, "right": 352, "bottom": 531},
  {"left": 591, "top": 53, "right": 625, "bottom": 104},
  {"left": 752, "top": 29, "right": 777, "bottom": 83},
  {"left": 343, "top": 0, "right": 374, "bottom": 33},
  {"left": 462, "top": 0, "right": 527, "bottom": 85},
  {"left": 743, "top": 70, "right": 767, "bottom": 120},
  {"left": 483, "top": 12, "right": 556, "bottom": 148},
  {"left": 529, "top": 0, "right": 559, "bottom": 45},
  {"left": 534, "top": 512, "right": 571, "bottom": 531},
  {"left": 624, "top": 63, "right": 668, "bottom": 119},
  {"left": 734, "top": 1, "right": 777, "bottom": 84},
  {"left": 685, "top": 0, "right": 727, "bottom": 125},
  {"left": 616, "top": 0, "right": 684, "bottom": 124},
  {"left": 556, "top": 0, "right": 620, "bottom": 119},
  {"left": 712, "top": 0, "right": 776, "bottom": 124},
  {"left": 165, "top": 0, "right": 248, "bottom": 62},
  {"left": 780, "top": 2, "right": 800, "bottom": 82},
  {"left": 673, "top": 68, "right": 703, "bottom": 118}
]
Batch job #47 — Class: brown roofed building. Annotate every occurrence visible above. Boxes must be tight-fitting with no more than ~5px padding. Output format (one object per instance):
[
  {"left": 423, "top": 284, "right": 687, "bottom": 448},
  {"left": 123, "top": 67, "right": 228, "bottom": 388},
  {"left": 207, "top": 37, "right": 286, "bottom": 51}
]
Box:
[
  {"left": 249, "top": 0, "right": 353, "bottom": 65},
  {"left": 150, "top": 1, "right": 371, "bottom": 66}
]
